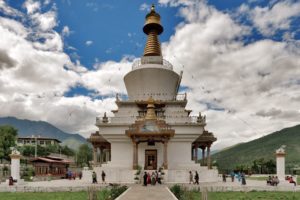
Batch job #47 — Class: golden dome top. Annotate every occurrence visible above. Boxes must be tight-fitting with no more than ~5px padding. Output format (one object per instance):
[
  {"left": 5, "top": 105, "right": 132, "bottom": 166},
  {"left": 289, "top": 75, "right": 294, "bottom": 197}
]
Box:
[
  {"left": 145, "top": 96, "right": 157, "bottom": 120},
  {"left": 143, "top": 4, "right": 164, "bottom": 56}
]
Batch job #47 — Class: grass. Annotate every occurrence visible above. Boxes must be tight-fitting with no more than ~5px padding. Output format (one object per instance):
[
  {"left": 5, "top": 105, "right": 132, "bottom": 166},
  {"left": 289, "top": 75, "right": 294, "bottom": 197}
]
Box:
[
  {"left": 247, "top": 176, "right": 268, "bottom": 181},
  {"left": 174, "top": 191, "right": 300, "bottom": 200},
  {"left": 208, "top": 192, "right": 300, "bottom": 200},
  {"left": 0, "top": 186, "right": 128, "bottom": 200},
  {"left": 0, "top": 192, "right": 87, "bottom": 200}
]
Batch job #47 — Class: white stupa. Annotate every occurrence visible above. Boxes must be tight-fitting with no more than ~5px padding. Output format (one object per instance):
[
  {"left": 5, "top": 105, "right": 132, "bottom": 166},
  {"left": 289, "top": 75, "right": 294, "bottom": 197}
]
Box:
[{"left": 88, "top": 5, "right": 218, "bottom": 183}]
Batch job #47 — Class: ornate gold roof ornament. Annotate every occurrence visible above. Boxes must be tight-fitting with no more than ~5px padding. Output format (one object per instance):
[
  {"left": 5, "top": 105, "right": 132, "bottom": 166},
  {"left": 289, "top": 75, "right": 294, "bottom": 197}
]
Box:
[
  {"left": 145, "top": 96, "right": 157, "bottom": 120},
  {"left": 143, "top": 4, "right": 163, "bottom": 56}
]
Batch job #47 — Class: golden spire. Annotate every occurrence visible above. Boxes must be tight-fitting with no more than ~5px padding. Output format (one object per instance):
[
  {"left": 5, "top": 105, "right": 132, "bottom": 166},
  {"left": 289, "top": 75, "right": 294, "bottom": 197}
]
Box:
[
  {"left": 145, "top": 96, "right": 157, "bottom": 120},
  {"left": 143, "top": 4, "right": 164, "bottom": 56}
]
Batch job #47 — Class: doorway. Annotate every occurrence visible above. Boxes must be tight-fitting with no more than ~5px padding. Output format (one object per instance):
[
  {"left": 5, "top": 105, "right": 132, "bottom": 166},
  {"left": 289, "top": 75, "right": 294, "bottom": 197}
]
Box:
[{"left": 145, "top": 150, "right": 157, "bottom": 170}]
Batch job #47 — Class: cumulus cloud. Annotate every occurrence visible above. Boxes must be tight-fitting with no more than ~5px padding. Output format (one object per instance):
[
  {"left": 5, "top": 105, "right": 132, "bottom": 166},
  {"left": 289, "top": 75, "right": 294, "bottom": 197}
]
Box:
[
  {"left": 159, "top": 0, "right": 300, "bottom": 149},
  {"left": 1, "top": 0, "right": 300, "bottom": 147},
  {"left": 139, "top": 3, "right": 150, "bottom": 11},
  {"left": 62, "top": 26, "right": 71, "bottom": 37},
  {"left": 81, "top": 57, "right": 132, "bottom": 95},
  {"left": 0, "top": 49, "right": 17, "bottom": 69},
  {"left": 239, "top": 0, "right": 300, "bottom": 36},
  {"left": 85, "top": 40, "right": 93, "bottom": 46}
]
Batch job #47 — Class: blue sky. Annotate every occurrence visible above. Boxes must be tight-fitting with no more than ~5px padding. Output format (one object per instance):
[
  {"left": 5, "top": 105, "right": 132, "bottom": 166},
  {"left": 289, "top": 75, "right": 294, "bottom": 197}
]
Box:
[
  {"left": 56, "top": 0, "right": 182, "bottom": 67},
  {"left": 0, "top": 0, "right": 300, "bottom": 149}
]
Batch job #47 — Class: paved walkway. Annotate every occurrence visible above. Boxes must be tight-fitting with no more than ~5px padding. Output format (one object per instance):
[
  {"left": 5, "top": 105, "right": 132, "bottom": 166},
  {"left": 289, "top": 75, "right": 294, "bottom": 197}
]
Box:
[{"left": 117, "top": 185, "right": 177, "bottom": 200}]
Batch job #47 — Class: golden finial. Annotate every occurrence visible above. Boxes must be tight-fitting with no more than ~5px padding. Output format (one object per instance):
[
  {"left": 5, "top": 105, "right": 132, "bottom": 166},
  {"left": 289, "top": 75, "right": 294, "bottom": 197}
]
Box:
[
  {"left": 145, "top": 97, "right": 157, "bottom": 120},
  {"left": 151, "top": 4, "right": 155, "bottom": 11},
  {"left": 143, "top": 4, "right": 163, "bottom": 56}
]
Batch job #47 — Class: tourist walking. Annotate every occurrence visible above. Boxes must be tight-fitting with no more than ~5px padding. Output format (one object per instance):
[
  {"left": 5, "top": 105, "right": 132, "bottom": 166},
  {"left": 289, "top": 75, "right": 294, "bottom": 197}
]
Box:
[
  {"left": 101, "top": 170, "right": 106, "bottom": 184},
  {"left": 189, "top": 171, "right": 193, "bottom": 184},
  {"left": 143, "top": 172, "right": 148, "bottom": 186},
  {"left": 194, "top": 171, "right": 199, "bottom": 185},
  {"left": 92, "top": 171, "right": 97, "bottom": 184},
  {"left": 241, "top": 172, "right": 246, "bottom": 185},
  {"left": 230, "top": 171, "right": 235, "bottom": 182},
  {"left": 157, "top": 171, "right": 162, "bottom": 184},
  {"left": 78, "top": 171, "right": 82, "bottom": 180},
  {"left": 222, "top": 173, "right": 226, "bottom": 182}
]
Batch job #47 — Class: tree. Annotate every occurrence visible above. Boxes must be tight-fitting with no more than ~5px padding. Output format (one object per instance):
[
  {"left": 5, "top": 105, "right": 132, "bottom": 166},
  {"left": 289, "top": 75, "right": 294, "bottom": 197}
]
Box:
[
  {"left": 0, "top": 125, "right": 18, "bottom": 162},
  {"left": 76, "top": 144, "right": 92, "bottom": 167}
]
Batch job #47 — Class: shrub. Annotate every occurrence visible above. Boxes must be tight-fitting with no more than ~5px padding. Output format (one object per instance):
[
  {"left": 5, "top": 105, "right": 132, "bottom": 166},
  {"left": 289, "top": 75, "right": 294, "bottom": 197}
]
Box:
[
  {"left": 110, "top": 185, "right": 128, "bottom": 200},
  {"left": 170, "top": 184, "right": 184, "bottom": 199}
]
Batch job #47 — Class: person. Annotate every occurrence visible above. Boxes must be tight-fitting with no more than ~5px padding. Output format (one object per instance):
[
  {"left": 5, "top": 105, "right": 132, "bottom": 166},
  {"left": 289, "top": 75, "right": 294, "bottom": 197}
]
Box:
[
  {"left": 78, "top": 171, "right": 82, "bottom": 180},
  {"left": 273, "top": 176, "right": 279, "bottom": 186},
  {"left": 237, "top": 172, "right": 241, "bottom": 182},
  {"left": 189, "top": 171, "right": 193, "bottom": 184},
  {"left": 266, "top": 176, "right": 272, "bottom": 185},
  {"left": 8, "top": 176, "right": 13, "bottom": 186},
  {"left": 157, "top": 171, "right": 162, "bottom": 184},
  {"left": 151, "top": 172, "right": 156, "bottom": 185},
  {"left": 222, "top": 173, "right": 226, "bottom": 182},
  {"left": 230, "top": 171, "right": 235, "bottom": 182},
  {"left": 68, "top": 170, "right": 72, "bottom": 180},
  {"left": 194, "top": 171, "right": 199, "bottom": 185},
  {"left": 143, "top": 172, "right": 148, "bottom": 186},
  {"left": 147, "top": 172, "right": 151, "bottom": 184},
  {"left": 241, "top": 172, "right": 246, "bottom": 185},
  {"left": 289, "top": 176, "right": 297, "bottom": 186},
  {"left": 92, "top": 171, "right": 97, "bottom": 184},
  {"left": 101, "top": 170, "right": 106, "bottom": 184}
]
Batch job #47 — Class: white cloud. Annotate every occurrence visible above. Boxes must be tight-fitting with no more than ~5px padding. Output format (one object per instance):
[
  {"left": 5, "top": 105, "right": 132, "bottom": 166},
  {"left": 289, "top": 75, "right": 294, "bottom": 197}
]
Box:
[
  {"left": 85, "top": 40, "right": 93, "bottom": 46},
  {"left": 239, "top": 0, "right": 300, "bottom": 36},
  {"left": 139, "top": 3, "right": 150, "bottom": 11},
  {"left": 1, "top": 0, "right": 300, "bottom": 148},
  {"left": 62, "top": 26, "right": 71, "bottom": 37},
  {"left": 81, "top": 58, "right": 132, "bottom": 96},
  {"left": 160, "top": 0, "right": 300, "bottom": 150},
  {"left": 0, "top": 0, "right": 23, "bottom": 17},
  {"left": 23, "top": 0, "right": 41, "bottom": 14}
]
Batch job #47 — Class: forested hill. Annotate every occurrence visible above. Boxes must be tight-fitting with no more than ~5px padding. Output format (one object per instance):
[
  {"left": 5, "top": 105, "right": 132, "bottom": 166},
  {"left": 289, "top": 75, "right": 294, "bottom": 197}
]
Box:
[
  {"left": 0, "top": 117, "right": 87, "bottom": 150},
  {"left": 212, "top": 124, "right": 300, "bottom": 171}
]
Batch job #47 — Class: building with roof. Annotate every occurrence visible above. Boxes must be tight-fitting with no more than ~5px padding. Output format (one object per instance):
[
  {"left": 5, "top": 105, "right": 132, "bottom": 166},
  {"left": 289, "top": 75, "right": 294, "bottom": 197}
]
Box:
[
  {"left": 88, "top": 5, "right": 218, "bottom": 183},
  {"left": 30, "top": 156, "right": 69, "bottom": 178},
  {"left": 17, "top": 136, "right": 61, "bottom": 147}
]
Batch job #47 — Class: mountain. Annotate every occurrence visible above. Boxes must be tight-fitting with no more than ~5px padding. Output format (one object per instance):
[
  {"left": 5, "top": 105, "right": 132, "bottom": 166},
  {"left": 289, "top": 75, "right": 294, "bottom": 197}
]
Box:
[
  {"left": 0, "top": 117, "right": 87, "bottom": 150},
  {"left": 212, "top": 124, "right": 300, "bottom": 171}
]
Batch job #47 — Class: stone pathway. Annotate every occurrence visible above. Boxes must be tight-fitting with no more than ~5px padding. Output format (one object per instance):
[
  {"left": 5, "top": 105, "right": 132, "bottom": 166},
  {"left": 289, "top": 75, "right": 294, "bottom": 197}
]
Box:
[{"left": 117, "top": 185, "right": 177, "bottom": 200}]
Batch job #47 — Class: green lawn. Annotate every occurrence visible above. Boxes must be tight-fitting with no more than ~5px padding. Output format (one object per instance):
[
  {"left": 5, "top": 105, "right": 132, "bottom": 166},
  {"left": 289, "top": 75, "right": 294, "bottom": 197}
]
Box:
[
  {"left": 247, "top": 176, "right": 268, "bottom": 181},
  {"left": 0, "top": 192, "right": 87, "bottom": 200},
  {"left": 0, "top": 185, "right": 127, "bottom": 200},
  {"left": 174, "top": 191, "right": 300, "bottom": 200},
  {"left": 208, "top": 192, "right": 300, "bottom": 200}
]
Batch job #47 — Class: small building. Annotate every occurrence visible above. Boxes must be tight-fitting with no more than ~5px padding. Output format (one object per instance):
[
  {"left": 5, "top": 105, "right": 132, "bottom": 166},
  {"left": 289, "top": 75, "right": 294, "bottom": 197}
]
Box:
[
  {"left": 17, "top": 136, "right": 61, "bottom": 147},
  {"left": 30, "top": 156, "right": 69, "bottom": 177}
]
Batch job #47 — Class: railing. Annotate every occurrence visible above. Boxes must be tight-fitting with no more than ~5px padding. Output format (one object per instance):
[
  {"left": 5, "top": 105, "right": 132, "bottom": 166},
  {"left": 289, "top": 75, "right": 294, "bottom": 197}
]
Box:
[
  {"left": 116, "top": 93, "right": 187, "bottom": 102},
  {"left": 96, "top": 115, "right": 201, "bottom": 125},
  {"left": 132, "top": 58, "right": 173, "bottom": 71}
]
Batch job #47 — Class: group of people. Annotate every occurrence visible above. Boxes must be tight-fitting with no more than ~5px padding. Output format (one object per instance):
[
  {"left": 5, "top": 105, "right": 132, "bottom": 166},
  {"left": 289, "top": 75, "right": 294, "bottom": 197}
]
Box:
[
  {"left": 66, "top": 170, "right": 82, "bottom": 180},
  {"left": 286, "top": 176, "right": 297, "bottom": 186},
  {"left": 189, "top": 171, "right": 199, "bottom": 184},
  {"left": 92, "top": 170, "right": 106, "bottom": 184},
  {"left": 222, "top": 171, "right": 247, "bottom": 185},
  {"left": 266, "top": 176, "right": 280, "bottom": 186},
  {"left": 143, "top": 171, "right": 162, "bottom": 186}
]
